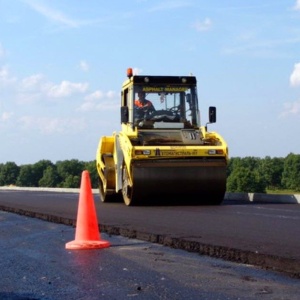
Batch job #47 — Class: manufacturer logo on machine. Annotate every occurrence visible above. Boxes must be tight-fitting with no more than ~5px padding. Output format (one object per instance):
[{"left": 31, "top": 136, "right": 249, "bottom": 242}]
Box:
[
  {"left": 155, "top": 148, "right": 198, "bottom": 156},
  {"left": 142, "top": 86, "right": 188, "bottom": 93}
]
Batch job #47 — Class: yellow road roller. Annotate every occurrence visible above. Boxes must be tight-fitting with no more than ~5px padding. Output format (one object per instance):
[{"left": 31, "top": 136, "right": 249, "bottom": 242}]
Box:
[{"left": 96, "top": 68, "right": 228, "bottom": 205}]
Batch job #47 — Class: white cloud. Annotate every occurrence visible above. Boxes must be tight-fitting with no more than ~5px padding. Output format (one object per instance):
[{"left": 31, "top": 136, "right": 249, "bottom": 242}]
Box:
[
  {"left": 17, "top": 74, "right": 46, "bottom": 104},
  {"left": 18, "top": 115, "right": 86, "bottom": 134},
  {"left": 290, "top": 63, "right": 300, "bottom": 87},
  {"left": 1, "top": 111, "right": 13, "bottom": 122},
  {"left": 78, "top": 101, "right": 95, "bottom": 112},
  {"left": 192, "top": 18, "right": 212, "bottom": 32},
  {"left": 46, "top": 80, "right": 89, "bottom": 98},
  {"left": 0, "top": 66, "right": 17, "bottom": 86},
  {"left": 280, "top": 100, "right": 300, "bottom": 117},
  {"left": 78, "top": 90, "right": 118, "bottom": 111},
  {"left": 106, "top": 90, "right": 117, "bottom": 99},
  {"left": 24, "top": 0, "right": 79, "bottom": 28},
  {"left": 79, "top": 60, "right": 89, "bottom": 72},
  {"left": 294, "top": 0, "right": 300, "bottom": 10},
  {"left": 0, "top": 66, "right": 9, "bottom": 81},
  {"left": 85, "top": 90, "right": 104, "bottom": 101},
  {"left": 20, "top": 74, "right": 44, "bottom": 90},
  {"left": 17, "top": 74, "right": 89, "bottom": 103},
  {"left": 286, "top": 62, "right": 300, "bottom": 117}
]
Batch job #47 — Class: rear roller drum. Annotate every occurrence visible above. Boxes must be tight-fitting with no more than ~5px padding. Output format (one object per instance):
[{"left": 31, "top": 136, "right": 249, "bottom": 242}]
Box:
[
  {"left": 122, "top": 167, "right": 136, "bottom": 206},
  {"left": 99, "top": 155, "right": 122, "bottom": 203},
  {"left": 99, "top": 178, "right": 122, "bottom": 203}
]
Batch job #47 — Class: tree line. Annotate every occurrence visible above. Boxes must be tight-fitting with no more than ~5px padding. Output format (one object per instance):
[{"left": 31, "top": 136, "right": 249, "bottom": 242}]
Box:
[
  {"left": 0, "top": 159, "right": 98, "bottom": 189},
  {"left": 227, "top": 153, "right": 300, "bottom": 193},
  {"left": 0, "top": 154, "right": 299, "bottom": 193}
]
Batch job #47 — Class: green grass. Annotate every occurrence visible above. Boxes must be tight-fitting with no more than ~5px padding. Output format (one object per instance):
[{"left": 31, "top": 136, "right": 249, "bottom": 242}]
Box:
[{"left": 266, "top": 189, "right": 299, "bottom": 195}]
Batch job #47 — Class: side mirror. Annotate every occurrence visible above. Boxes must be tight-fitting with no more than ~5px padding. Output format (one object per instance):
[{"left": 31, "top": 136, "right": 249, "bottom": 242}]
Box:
[
  {"left": 121, "top": 106, "right": 128, "bottom": 123},
  {"left": 186, "top": 93, "right": 191, "bottom": 103},
  {"left": 209, "top": 106, "right": 216, "bottom": 123}
]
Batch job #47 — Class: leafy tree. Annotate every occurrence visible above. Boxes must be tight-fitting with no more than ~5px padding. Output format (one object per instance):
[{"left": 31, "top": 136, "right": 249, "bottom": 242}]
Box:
[
  {"left": 5, "top": 154, "right": 298, "bottom": 193},
  {"left": 61, "top": 174, "right": 81, "bottom": 188},
  {"left": 32, "top": 160, "right": 54, "bottom": 186},
  {"left": 240, "top": 156, "right": 262, "bottom": 170},
  {"left": 227, "top": 166, "right": 266, "bottom": 193},
  {"left": 39, "top": 165, "right": 59, "bottom": 187},
  {"left": 259, "top": 156, "right": 284, "bottom": 190},
  {"left": 16, "top": 165, "right": 35, "bottom": 187},
  {"left": 56, "top": 159, "right": 85, "bottom": 188},
  {"left": 226, "top": 157, "right": 240, "bottom": 178},
  {"left": 281, "top": 153, "right": 300, "bottom": 191},
  {"left": 227, "top": 157, "right": 261, "bottom": 173},
  {"left": 0, "top": 162, "right": 20, "bottom": 186}
]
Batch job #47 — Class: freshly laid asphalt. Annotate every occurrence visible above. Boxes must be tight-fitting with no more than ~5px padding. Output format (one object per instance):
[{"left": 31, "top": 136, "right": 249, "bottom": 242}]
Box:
[
  {"left": 1, "top": 211, "right": 300, "bottom": 300},
  {"left": 0, "top": 188, "right": 300, "bottom": 278}
]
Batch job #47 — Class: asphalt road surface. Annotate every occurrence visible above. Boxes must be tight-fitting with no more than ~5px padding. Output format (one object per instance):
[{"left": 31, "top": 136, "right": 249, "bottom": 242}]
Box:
[
  {"left": 1, "top": 211, "right": 300, "bottom": 300},
  {"left": 0, "top": 189, "right": 299, "bottom": 279}
]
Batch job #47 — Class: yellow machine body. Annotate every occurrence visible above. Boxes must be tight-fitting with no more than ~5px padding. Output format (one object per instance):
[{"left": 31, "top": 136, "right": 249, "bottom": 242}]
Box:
[{"left": 96, "top": 69, "right": 228, "bottom": 205}]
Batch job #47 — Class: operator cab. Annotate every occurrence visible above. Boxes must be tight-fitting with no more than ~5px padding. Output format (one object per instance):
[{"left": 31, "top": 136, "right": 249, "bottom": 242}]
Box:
[
  {"left": 132, "top": 83, "right": 200, "bottom": 129},
  {"left": 121, "top": 69, "right": 217, "bottom": 132},
  {"left": 121, "top": 72, "right": 200, "bottom": 129}
]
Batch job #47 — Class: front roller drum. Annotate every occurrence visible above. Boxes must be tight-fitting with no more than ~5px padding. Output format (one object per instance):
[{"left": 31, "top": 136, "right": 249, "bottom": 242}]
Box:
[{"left": 122, "top": 158, "right": 227, "bottom": 206}]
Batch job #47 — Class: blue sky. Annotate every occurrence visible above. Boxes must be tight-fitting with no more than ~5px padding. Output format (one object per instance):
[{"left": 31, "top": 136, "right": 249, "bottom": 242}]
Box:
[{"left": 1, "top": 0, "right": 300, "bottom": 164}]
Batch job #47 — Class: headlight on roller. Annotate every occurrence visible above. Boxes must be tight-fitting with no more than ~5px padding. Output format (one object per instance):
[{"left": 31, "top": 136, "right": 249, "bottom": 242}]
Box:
[
  {"left": 208, "top": 149, "right": 224, "bottom": 155},
  {"left": 135, "top": 150, "right": 151, "bottom": 155}
]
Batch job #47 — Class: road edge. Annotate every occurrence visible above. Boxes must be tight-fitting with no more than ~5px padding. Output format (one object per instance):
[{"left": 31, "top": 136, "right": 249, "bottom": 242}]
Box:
[
  {"left": 0, "top": 187, "right": 299, "bottom": 204},
  {"left": 0, "top": 203, "right": 299, "bottom": 279}
]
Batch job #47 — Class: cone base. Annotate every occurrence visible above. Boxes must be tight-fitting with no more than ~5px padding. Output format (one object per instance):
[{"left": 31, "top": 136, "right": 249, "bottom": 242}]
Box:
[{"left": 65, "top": 239, "right": 111, "bottom": 250}]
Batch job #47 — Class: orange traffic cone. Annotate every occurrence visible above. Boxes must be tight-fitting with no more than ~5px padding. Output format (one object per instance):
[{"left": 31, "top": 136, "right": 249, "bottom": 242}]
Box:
[{"left": 65, "top": 170, "right": 110, "bottom": 250}]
